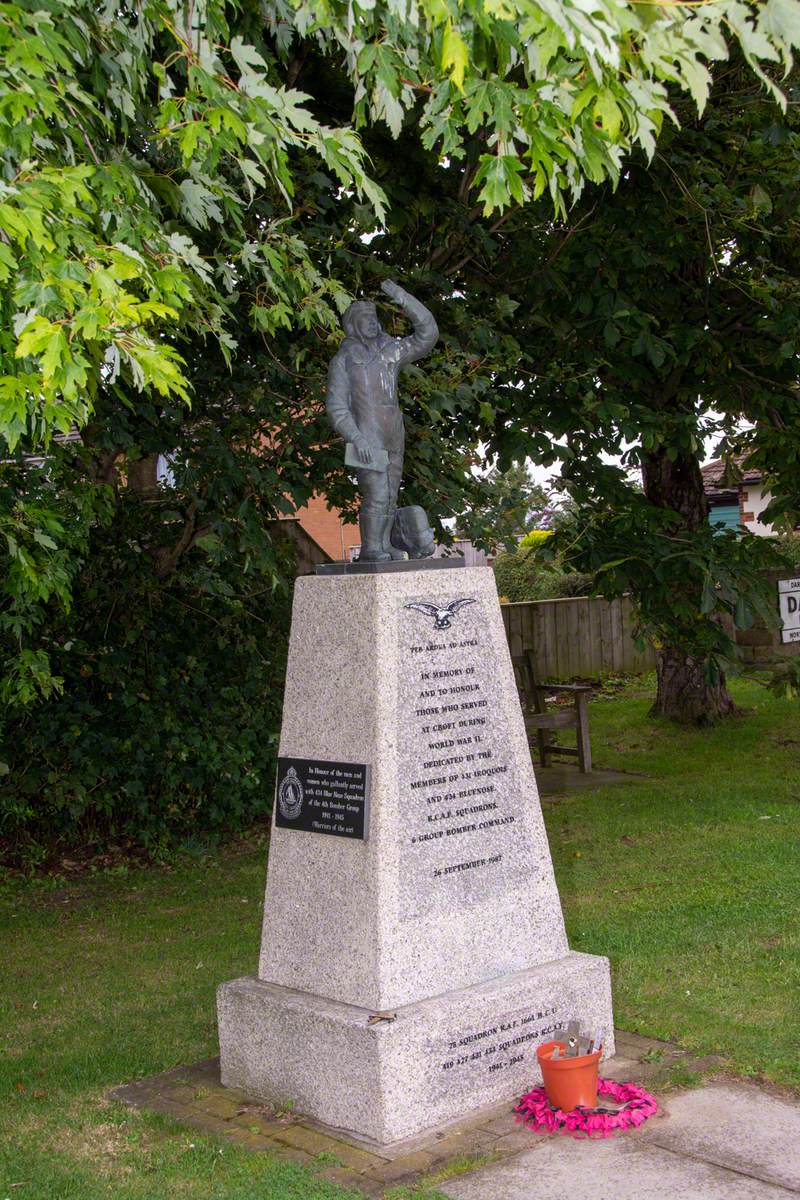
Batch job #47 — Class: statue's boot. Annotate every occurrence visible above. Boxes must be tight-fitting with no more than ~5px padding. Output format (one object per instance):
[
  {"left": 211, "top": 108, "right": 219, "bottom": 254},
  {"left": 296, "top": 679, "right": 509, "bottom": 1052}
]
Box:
[
  {"left": 359, "top": 513, "right": 391, "bottom": 562},
  {"left": 384, "top": 504, "right": 405, "bottom": 560}
]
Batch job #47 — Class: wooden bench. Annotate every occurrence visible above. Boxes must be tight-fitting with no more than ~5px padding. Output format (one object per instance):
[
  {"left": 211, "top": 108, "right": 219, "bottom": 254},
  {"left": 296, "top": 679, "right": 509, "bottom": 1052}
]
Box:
[{"left": 511, "top": 650, "right": 593, "bottom": 773}]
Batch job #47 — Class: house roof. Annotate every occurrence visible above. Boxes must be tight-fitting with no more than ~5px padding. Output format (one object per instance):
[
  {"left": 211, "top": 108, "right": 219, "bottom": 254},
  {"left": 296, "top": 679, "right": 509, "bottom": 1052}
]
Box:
[{"left": 701, "top": 456, "right": 762, "bottom": 497}]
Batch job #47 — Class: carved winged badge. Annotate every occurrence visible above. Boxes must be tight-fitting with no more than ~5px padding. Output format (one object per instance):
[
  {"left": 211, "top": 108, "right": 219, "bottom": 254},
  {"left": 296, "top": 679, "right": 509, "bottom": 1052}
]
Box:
[{"left": 403, "top": 598, "right": 476, "bottom": 630}]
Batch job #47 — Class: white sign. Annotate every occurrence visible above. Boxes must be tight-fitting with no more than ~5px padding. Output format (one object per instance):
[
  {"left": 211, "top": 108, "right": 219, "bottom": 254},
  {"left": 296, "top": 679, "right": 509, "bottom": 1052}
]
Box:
[
  {"left": 779, "top": 592, "right": 800, "bottom": 630},
  {"left": 778, "top": 579, "right": 800, "bottom": 643}
]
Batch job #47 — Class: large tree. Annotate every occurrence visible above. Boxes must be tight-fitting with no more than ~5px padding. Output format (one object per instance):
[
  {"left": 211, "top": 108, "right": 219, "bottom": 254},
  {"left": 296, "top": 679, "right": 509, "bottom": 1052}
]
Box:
[
  {"left": 2, "top": 1, "right": 800, "bottom": 734},
  {"left": 508, "top": 63, "right": 800, "bottom": 721},
  {"left": 383, "top": 61, "right": 799, "bottom": 722},
  {"left": 2, "top": 0, "right": 798, "bottom": 444}
]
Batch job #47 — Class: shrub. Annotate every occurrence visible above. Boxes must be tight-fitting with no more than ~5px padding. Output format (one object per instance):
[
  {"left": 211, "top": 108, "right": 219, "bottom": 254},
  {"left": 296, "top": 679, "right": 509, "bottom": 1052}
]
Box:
[
  {"left": 519, "top": 529, "right": 555, "bottom": 552},
  {"left": 776, "top": 534, "right": 800, "bottom": 570},
  {"left": 493, "top": 544, "right": 595, "bottom": 603},
  {"left": 0, "top": 522, "right": 292, "bottom": 865}
]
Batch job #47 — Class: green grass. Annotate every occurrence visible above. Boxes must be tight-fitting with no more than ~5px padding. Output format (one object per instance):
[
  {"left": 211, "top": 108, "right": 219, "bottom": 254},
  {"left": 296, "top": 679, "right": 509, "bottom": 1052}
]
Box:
[
  {"left": 0, "top": 843, "right": 363, "bottom": 1200},
  {"left": 383, "top": 1151, "right": 500, "bottom": 1197},
  {"left": 1, "top": 674, "right": 798, "bottom": 1199},
  {"left": 549, "top": 673, "right": 800, "bottom": 1086}
]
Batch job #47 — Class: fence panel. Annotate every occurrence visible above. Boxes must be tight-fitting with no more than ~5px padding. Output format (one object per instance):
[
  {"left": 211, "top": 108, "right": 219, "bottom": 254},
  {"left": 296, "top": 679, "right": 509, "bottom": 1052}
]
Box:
[{"left": 500, "top": 595, "right": 656, "bottom": 680}]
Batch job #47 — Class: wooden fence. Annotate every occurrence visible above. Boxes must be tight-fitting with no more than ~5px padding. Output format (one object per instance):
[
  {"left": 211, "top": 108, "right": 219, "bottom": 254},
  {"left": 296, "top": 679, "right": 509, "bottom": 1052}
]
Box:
[{"left": 501, "top": 594, "right": 656, "bottom": 680}]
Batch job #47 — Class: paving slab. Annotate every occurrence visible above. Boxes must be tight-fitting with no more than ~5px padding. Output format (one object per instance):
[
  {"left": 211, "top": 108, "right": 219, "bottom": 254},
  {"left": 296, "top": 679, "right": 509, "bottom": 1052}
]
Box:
[
  {"left": 440, "top": 1135, "right": 799, "bottom": 1200},
  {"left": 642, "top": 1083, "right": 800, "bottom": 1192}
]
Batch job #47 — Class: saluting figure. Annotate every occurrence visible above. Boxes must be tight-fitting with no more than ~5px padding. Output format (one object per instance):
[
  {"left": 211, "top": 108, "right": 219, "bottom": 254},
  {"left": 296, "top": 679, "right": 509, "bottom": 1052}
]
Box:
[{"left": 326, "top": 279, "right": 438, "bottom": 562}]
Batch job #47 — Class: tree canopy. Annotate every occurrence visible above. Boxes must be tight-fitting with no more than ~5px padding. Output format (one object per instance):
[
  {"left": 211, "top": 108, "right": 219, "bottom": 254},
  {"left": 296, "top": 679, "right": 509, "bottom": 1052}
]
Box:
[
  {"left": 1, "top": 0, "right": 799, "bottom": 451},
  {"left": 2, "top": 0, "right": 800, "bottom": 849},
  {"left": 390, "top": 58, "right": 800, "bottom": 720}
]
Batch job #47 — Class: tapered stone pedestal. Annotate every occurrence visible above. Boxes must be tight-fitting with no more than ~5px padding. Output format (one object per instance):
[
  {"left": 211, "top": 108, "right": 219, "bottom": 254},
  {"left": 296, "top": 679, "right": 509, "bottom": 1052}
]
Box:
[{"left": 218, "top": 565, "right": 613, "bottom": 1146}]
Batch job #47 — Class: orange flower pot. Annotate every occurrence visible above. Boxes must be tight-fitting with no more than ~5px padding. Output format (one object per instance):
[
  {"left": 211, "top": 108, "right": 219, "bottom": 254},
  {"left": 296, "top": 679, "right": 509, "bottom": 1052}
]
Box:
[{"left": 536, "top": 1040, "right": 602, "bottom": 1111}]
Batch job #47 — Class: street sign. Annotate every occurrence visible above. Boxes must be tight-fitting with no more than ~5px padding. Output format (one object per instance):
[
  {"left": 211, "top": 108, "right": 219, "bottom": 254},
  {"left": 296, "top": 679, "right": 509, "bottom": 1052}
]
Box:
[{"left": 777, "top": 578, "right": 800, "bottom": 644}]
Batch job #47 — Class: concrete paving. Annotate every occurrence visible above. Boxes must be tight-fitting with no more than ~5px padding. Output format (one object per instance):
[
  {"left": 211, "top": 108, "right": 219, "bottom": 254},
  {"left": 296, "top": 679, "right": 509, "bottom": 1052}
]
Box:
[
  {"left": 641, "top": 1083, "right": 800, "bottom": 1193},
  {"left": 442, "top": 1082, "right": 800, "bottom": 1200},
  {"left": 441, "top": 1135, "right": 796, "bottom": 1200}
]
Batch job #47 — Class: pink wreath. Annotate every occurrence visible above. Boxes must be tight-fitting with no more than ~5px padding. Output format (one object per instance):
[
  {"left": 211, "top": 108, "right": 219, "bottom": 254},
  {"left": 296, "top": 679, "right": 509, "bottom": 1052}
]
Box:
[{"left": 515, "top": 1077, "right": 658, "bottom": 1138}]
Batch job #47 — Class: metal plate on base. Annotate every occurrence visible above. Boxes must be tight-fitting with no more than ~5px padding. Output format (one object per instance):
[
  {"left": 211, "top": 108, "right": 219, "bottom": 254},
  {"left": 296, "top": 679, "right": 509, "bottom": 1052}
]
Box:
[{"left": 275, "top": 757, "right": 369, "bottom": 840}]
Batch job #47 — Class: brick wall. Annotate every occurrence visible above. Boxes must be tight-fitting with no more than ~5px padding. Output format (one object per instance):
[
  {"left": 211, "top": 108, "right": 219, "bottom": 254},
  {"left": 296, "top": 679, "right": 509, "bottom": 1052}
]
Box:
[
  {"left": 735, "top": 571, "right": 800, "bottom": 664},
  {"left": 294, "top": 494, "right": 360, "bottom": 562}
]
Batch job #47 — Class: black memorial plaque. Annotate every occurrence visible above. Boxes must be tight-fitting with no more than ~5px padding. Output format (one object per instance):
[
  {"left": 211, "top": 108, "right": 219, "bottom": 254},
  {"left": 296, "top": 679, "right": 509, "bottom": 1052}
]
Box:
[{"left": 274, "top": 757, "right": 369, "bottom": 840}]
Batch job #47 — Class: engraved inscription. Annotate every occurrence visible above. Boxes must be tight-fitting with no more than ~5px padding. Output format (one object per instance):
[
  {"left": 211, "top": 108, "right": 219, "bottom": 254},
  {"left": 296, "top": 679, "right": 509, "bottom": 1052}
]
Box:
[
  {"left": 428, "top": 1006, "right": 560, "bottom": 1100},
  {"left": 398, "top": 595, "right": 535, "bottom": 914}
]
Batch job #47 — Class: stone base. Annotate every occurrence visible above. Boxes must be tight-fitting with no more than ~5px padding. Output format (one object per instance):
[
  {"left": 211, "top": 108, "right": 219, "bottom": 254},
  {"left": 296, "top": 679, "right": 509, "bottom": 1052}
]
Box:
[
  {"left": 315, "top": 556, "right": 466, "bottom": 576},
  {"left": 218, "top": 951, "right": 614, "bottom": 1146}
]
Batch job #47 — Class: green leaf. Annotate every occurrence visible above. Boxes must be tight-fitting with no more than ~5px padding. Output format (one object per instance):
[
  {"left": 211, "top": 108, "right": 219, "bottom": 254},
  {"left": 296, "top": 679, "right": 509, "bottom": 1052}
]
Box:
[
  {"left": 0, "top": 241, "right": 17, "bottom": 282},
  {"left": 373, "top": 81, "right": 404, "bottom": 137},
  {"left": 761, "top": 0, "right": 800, "bottom": 44},
  {"left": 603, "top": 321, "right": 621, "bottom": 347},
  {"left": 442, "top": 21, "right": 468, "bottom": 91},
  {"left": 678, "top": 56, "right": 712, "bottom": 113},
  {"left": 230, "top": 36, "right": 266, "bottom": 76},
  {"left": 734, "top": 596, "right": 754, "bottom": 630},
  {"left": 700, "top": 577, "right": 717, "bottom": 615},
  {"left": 178, "top": 180, "right": 224, "bottom": 229},
  {"left": 593, "top": 90, "right": 623, "bottom": 140},
  {"left": 474, "top": 154, "right": 529, "bottom": 215},
  {"left": 571, "top": 82, "right": 598, "bottom": 122}
]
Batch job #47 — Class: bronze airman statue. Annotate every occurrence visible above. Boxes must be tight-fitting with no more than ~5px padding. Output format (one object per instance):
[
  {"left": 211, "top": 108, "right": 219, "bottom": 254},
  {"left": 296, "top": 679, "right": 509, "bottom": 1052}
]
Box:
[{"left": 326, "top": 280, "right": 438, "bottom": 562}]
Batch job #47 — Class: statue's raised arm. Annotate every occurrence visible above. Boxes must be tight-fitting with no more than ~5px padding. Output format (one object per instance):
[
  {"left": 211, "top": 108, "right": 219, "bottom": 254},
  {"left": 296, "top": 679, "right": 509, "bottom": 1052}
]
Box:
[
  {"left": 325, "top": 280, "right": 439, "bottom": 564},
  {"left": 381, "top": 279, "right": 438, "bottom": 366}
]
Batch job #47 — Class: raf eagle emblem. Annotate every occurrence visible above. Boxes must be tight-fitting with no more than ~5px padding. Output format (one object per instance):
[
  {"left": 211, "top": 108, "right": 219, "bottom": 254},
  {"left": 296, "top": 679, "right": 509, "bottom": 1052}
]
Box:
[{"left": 404, "top": 598, "right": 476, "bottom": 630}]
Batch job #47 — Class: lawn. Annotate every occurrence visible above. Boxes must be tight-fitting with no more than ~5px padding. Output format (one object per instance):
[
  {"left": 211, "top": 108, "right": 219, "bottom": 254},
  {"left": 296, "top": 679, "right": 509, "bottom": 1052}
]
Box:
[
  {"left": 1, "top": 675, "right": 798, "bottom": 1199},
  {"left": 549, "top": 673, "right": 800, "bottom": 1087}
]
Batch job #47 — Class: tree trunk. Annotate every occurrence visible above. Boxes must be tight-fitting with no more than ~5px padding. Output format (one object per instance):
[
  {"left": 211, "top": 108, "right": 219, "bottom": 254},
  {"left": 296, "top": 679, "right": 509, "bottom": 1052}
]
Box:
[
  {"left": 641, "top": 442, "right": 709, "bottom": 528},
  {"left": 652, "top": 647, "right": 738, "bottom": 724},
  {"left": 642, "top": 444, "right": 738, "bottom": 724}
]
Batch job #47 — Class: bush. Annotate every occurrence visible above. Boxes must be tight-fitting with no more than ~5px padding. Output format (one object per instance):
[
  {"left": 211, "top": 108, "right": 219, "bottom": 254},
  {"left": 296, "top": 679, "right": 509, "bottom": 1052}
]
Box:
[
  {"left": 0, "top": 519, "right": 292, "bottom": 865},
  {"left": 777, "top": 534, "right": 800, "bottom": 570},
  {"left": 537, "top": 570, "right": 596, "bottom": 599},
  {"left": 519, "top": 529, "right": 555, "bottom": 552},
  {"left": 493, "top": 545, "right": 595, "bottom": 603}
]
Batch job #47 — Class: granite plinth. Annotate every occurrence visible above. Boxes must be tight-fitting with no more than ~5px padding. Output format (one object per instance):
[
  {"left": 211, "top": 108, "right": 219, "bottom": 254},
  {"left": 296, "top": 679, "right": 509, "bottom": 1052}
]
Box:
[
  {"left": 218, "top": 953, "right": 614, "bottom": 1146},
  {"left": 257, "top": 567, "right": 568, "bottom": 1011},
  {"left": 316, "top": 556, "right": 466, "bottom": 575},
  {"left": 218, "top": 565, "right": 614, "bottom": 1147}
]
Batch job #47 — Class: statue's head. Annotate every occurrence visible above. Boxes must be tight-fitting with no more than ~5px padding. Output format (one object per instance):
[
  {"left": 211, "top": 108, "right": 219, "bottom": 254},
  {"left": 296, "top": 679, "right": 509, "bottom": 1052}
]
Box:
[{"left": 343, "top": 300, "right": 381, "bottom": 342}]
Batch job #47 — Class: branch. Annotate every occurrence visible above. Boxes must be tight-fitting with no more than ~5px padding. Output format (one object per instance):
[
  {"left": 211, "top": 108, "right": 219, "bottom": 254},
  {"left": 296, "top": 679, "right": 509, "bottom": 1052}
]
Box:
[
  {"left": 400, "top": 77, "right": 433, "bottom": 95},
  {"left": 731, "top": 360, "right": 800, "bottom": 397},
  {"left": 545, "top": 202, "right": 599, "bottom": 267},
  {"left": 89, "top": 449, "right": 123, "bottom": 487},
  {"left": 61, "top": 97, "right": 101, "bottom": 166},
  {"left": 148, "top": 501, "right": 210, "bottom": 578},
  {"left": 287, "top": 48, "right": 310, "bottom": 88}
]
